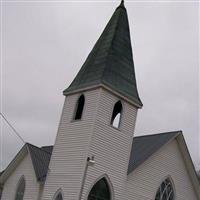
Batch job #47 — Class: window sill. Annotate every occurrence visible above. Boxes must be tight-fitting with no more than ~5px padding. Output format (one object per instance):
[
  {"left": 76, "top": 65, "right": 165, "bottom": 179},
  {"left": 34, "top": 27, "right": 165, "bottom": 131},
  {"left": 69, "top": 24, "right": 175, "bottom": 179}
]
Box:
[
  {"left": 110, "top": 125, "right": 121, "bottom": 131},
  {"left": 71, "top": 119, "right": 82, "bottom": 123}
]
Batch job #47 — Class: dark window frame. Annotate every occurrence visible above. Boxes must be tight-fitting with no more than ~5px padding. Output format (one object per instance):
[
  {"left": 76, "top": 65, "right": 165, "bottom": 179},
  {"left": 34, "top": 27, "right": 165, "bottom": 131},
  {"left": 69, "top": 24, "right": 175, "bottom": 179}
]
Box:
[
  {"left": 88, "top": 178, "right": 111, "bottom": 200},
  {"left": 73, "top": 94, "right": 85, "bottom": 120},
  {"left": 110, "top": 101, "right": 123, "bottom": 129},
  {"left": 155, "top": 177, "right": 175, "bottom": 200},
  {"left": 54, "top": 192, "right": 63, "bottom": 200}
]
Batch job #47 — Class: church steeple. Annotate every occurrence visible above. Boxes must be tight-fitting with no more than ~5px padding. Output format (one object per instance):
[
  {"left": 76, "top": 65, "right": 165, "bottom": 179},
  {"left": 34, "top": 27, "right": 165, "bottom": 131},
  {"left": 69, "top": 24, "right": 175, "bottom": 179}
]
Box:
[{"left": 63, "top": 2, "right": 143, "bottom": 108}]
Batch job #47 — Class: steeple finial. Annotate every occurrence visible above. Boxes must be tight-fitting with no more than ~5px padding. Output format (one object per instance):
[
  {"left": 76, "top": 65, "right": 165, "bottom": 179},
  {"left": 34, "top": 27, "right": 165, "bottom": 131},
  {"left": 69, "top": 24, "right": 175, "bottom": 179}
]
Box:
[{"left": 117, "top": 0, "right": 125, "bottom": 9}]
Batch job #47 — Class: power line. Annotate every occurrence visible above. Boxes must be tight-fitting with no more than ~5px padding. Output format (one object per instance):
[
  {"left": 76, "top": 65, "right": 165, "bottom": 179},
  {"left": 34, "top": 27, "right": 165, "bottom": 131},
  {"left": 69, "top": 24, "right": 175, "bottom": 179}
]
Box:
[
  {"left": 0, "top": 113, "right": 50, "bottom": 174},
  {"left": 0, "top": 112, "right": 25, "bottom": 144},
  {"left": 0, "top": 112, "right": 51, "bottom": 171}
]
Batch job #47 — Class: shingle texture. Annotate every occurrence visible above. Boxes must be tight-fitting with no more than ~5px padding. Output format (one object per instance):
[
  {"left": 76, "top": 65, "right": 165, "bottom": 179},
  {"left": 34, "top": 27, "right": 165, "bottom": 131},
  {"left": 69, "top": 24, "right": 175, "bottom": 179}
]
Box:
[
  {"left": 128, "top": 131, "right": 180, "bottom": 174},
  {"left": 63, "top": 4, "right": 142, "bottom": 107},
  {"left": 27, "top": 144, "right": 53, "bottom": 182}
]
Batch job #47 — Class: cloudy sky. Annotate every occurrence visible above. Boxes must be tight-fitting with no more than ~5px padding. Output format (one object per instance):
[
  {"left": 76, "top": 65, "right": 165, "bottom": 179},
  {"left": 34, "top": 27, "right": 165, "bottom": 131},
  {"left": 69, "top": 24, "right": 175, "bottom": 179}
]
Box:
[{"left": 0, "top": 0, "right": 199, "bottom": 171}]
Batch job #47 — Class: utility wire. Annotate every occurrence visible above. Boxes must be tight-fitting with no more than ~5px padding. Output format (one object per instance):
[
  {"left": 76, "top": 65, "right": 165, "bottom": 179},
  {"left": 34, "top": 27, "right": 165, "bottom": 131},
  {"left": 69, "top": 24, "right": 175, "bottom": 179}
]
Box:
[
  {"left": 0, "top": 112, "right": 25, "bottom": 144},
  {"left": 0, "top": 112, "right": 51, "bottom": 172}
]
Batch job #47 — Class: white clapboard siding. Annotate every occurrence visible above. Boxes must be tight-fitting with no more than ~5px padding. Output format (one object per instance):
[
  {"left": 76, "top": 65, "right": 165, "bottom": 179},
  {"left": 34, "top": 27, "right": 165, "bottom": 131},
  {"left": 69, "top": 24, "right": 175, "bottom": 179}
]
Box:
[
  {"left": 1, "top": 154, "right": 41, "bottom": 200},
  {"left": 41, "top": 89, "right": 103, "bottom": 200},
  {"left": 81, "top": 88, "right": 138, "bottom": 200},
  {"left": 42, "top": 87, "right": 138, "bottom": 200},
  {"left": 125, "top": 139, "right": 198, "bottom": 200}
]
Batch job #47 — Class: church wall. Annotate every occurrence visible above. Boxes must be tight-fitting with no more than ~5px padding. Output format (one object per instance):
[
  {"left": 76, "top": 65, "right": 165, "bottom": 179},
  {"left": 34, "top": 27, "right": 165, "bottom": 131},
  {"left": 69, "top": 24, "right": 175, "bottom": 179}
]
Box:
[
  {"left": 126, "top": 139, "right": 198, "bottom": 200},
  {"left": 1, "top": 154, "right": 41, "bottom": 200},
  {"left": 41, "top": 89, "right": 102, "bottom": 200},
  {"left": 81, "top": 88, "right": 138, "bottom": 200}
]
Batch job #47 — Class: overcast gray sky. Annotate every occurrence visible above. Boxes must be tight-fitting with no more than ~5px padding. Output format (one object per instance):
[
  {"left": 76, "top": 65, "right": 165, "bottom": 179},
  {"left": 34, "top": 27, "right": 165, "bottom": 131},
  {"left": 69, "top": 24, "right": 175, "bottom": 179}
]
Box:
[{"left": 0, "top": 1, "right": 199, "bottom": 171}]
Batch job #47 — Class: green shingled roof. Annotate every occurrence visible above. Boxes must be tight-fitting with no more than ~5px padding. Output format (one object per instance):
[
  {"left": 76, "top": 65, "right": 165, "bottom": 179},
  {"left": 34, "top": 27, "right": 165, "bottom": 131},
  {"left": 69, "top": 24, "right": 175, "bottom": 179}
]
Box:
[{"left": 63, "top": 2, "right": 142, "bottom": 107}]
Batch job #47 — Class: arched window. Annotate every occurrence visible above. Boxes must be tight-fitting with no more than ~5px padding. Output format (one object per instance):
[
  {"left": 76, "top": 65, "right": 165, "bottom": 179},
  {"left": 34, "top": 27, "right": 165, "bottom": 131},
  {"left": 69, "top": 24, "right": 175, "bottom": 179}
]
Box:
[
  {"left": 54, "top": 192, "right": 63, "bottom": 200},
  {"left": 74, "top": 94, "right": 85, "bottom": 120},
  {"left": 155, "top": 177, "right": 175, "bottom": 200},
  {"left": 53, "top": 189, "right": 63, "bottom": 200},
  {"left": 88, "top": 178, "right": 110, "bottom": 200},
  {"left": 15, "top": 176, "right": 25, "bottom": 200},
  {"left": 110, "top": 101, "right": 122, "bottom": 128}
]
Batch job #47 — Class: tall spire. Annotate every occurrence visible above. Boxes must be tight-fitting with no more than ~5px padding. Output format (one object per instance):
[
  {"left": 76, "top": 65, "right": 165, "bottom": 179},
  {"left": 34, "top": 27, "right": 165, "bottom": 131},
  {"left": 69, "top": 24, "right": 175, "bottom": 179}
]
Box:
[{"left": 63, "top": 2, "right": 143, "bottom": 108}]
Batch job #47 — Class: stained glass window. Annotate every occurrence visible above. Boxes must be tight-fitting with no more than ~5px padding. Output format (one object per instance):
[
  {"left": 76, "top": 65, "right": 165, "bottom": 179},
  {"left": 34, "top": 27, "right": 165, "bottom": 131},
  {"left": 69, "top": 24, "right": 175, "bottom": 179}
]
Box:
[{"left": 155, "top": 178, "right": 175, "bottom": 200}]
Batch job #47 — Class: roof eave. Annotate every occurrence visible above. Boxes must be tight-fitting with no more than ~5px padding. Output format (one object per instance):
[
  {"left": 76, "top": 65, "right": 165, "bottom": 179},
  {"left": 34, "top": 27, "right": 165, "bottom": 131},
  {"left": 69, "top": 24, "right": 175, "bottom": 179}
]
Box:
[
  {"left": 127, "top": 131, "right": 181, "bottom": 174},
  {"left": 176, "top": 134, "right": 200, "bottom": 198},
  {"left": 63, "top": 83, "right": 143, "bottom": 109},
  {"left": 0, "top": 144, "right": 28, "bottom": 184}
]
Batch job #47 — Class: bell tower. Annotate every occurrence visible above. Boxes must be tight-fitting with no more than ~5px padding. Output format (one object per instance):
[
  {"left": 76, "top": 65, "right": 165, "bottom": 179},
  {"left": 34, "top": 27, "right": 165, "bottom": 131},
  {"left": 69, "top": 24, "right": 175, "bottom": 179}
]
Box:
[{"left": 42, "top": 1, "right": 142, "bottom": 200}]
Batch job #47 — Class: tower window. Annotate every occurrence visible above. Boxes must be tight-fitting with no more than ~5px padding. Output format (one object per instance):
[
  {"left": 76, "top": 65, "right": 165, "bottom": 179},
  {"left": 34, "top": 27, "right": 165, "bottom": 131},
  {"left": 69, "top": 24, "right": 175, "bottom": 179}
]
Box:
[
  {"left": 74, "top": 94, "right": 85, "bottom": 120},
  {"left": 111, "top": 101, "right": 122, "bottom": 129}
]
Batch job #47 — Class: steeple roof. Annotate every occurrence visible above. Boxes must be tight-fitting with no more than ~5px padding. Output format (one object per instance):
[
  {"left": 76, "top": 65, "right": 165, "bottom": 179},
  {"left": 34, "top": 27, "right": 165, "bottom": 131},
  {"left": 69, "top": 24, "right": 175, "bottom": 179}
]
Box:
[{"left": 63, "top": 1, "right": 142, "bottom": 107}]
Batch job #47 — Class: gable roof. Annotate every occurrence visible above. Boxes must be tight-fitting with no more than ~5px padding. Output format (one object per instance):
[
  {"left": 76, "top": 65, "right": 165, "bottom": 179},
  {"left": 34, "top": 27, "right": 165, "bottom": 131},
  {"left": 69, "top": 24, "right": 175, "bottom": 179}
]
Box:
[
  {"left": 41, "top": 146, "right": 53, "bottom": 154},
  {"left": 63, "top": 2, "right": 142, "bottom": 107},
  {"left": 128, "top": 131, "right": 180, "bottom": 173},
  {"left": 27, "top": 144, "right": 53, "bottom": 182},
  {"left": 0, "top": 144, "right": 53, "bottom": 184},
  {"left": 127, "top": 131, "right": 200, "bottom": 198},
  {"left": 1, "top": 131, "right": 199, "bottom": 197}
]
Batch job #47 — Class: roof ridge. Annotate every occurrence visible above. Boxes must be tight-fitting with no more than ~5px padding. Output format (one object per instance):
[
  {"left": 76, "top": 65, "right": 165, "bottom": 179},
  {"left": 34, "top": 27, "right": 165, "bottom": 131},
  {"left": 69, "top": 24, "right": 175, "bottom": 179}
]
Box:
[
  {"left": 134, "top": 130, "right": 182, "bottom": 138},
  {"left": 27, "top": 143, "right": 52, "bottom": 155},
  {"left": 42, "top": 145, "right": 53, "bottom": 147},
  {"left": 101, "top": 6, "right": 124, "bottom": 82}
]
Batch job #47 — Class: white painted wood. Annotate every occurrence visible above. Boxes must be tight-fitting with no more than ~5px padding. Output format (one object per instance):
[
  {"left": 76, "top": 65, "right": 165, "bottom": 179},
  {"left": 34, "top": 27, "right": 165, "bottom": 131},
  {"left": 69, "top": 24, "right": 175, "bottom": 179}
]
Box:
[
  {"left": 125, "top": 139, "right": 199, "bottom": 200},
  {"left": 41, "top": 87, "right": 138, "bottom": 200},
  {"left": 1, "top": 86, "right": 199, "bottom": 200},
  {"left": 1, "top": 153, "right": 41, "bottom": 200},
  {"left": 41, "top": 89, "right": 102, "bottom": 200},
  {"left": 78, "top": 88, "right": 138, "bottom": 200}
]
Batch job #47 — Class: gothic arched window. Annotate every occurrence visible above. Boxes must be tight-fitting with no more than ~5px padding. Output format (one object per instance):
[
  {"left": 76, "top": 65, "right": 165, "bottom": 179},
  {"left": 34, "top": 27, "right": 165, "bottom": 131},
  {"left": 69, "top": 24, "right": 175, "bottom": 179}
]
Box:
[
  {"left": 15, "top": 176, "right": 25, "bottom": 200},
  {"left": 155, "top": 177, "right": 175, "bottom": 200},
  {"left": 74, "top": 94, "right": 85, "bottom": 120},
  {"left": 54, "top": 192, "right": 63, "bottom": 200},
  {"left": 88, "top": 178, "right": 111, "bottom": 200},
  {"left": 111, "top": 101, "right": 122, "bottom": 128}
]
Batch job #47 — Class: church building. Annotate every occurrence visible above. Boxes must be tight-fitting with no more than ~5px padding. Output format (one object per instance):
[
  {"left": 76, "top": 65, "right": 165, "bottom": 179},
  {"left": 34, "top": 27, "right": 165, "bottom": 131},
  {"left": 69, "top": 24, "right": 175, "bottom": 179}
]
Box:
[{"left": 0, "top": 1, "right": 199, "bottom": 200}]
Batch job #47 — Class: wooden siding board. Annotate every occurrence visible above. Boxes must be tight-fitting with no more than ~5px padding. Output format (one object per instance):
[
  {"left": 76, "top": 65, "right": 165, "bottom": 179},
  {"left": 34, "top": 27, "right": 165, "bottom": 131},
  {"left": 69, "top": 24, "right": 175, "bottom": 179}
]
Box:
[
  {"left": 1, "top": 154, "right": 41, "bottom": 200},
  {"left": 41, "top": 89, "right": 101, "bottom": 200},
  {"left": 126, "top": 140, "right": 199, "bottom": 200},
  {"left": 81, "top": 88, "right": 138, "bottom": 200}
]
